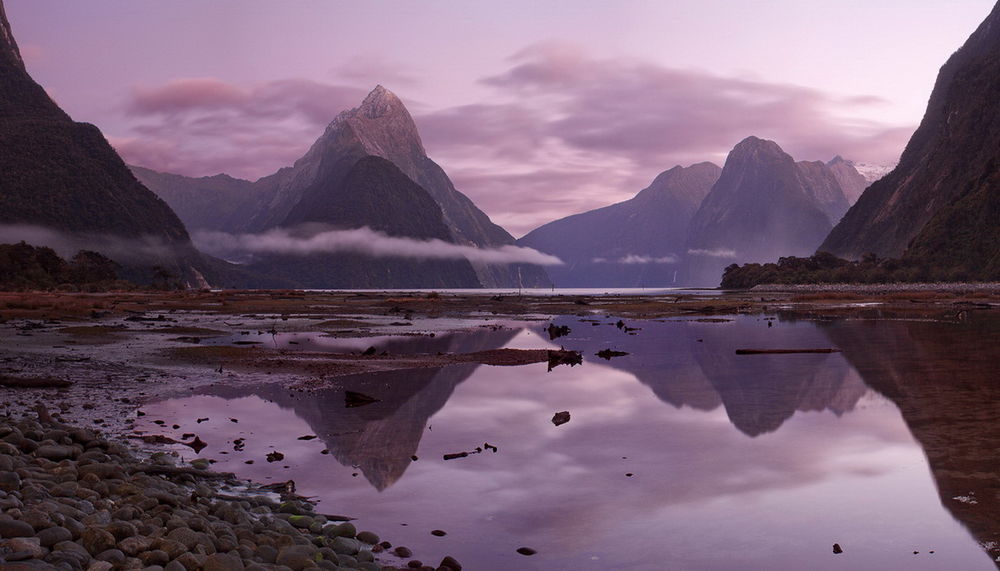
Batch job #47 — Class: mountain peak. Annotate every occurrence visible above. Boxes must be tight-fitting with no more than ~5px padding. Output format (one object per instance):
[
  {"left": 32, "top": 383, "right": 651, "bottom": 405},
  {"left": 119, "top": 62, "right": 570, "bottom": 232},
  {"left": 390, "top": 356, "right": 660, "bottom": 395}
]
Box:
[
  {"left": 733, "top": 135, "right": 782, "bottom": 153},
  {"left": 0, "top": 0, "right": 25, "bottom": 70},
  {"left": 322, "top": 84, "right": 426, "bottom": 160},
  {"left": 726, "top": 136, "right": 790, "bottom": 166},
  {"left": 358, "top": 84, "right": 406, "bottom": 120}
]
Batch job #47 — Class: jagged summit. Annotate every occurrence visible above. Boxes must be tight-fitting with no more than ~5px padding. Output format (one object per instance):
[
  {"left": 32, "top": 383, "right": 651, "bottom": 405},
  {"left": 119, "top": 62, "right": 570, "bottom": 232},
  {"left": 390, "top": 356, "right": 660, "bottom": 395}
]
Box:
[
  {"left": 325, "top": 84, "right": 426, "bottom": 159},
  {"left": 358, "top": 84, "right": 407, "bottom": 119}
]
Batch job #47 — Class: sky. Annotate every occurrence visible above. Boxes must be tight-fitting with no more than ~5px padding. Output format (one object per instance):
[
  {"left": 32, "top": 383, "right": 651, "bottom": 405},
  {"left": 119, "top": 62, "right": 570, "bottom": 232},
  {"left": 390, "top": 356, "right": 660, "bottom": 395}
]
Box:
[{"left": 5, "top": 0, "right": 996, "bottom": 236}]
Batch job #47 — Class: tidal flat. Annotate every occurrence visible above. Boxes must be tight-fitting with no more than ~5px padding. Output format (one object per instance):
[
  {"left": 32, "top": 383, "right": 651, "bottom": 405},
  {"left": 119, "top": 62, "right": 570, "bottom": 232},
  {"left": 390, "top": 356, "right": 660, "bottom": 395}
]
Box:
[{"left": 1, "top": 288, "right": 999, "bottom": 570}]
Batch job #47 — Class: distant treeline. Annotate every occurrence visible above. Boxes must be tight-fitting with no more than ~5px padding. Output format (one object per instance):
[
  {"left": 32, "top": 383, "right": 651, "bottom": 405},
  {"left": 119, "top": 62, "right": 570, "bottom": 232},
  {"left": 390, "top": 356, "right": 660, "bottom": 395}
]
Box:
[
  {"left": 721, "top": 251, "right": 994, "bottom": 289},
  {"left": 0, "top": 242, "right": 124, "bottom": 291},
  {"left": 0, "top": 242, "right": 180, "bottom": 291}
]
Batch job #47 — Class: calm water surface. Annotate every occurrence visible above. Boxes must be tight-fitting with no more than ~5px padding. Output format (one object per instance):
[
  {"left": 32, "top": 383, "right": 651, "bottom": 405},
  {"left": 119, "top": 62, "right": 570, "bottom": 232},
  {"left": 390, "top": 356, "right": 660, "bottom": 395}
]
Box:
[{"left": 139, "top": 314, "right": 1000, "bottom": 570}]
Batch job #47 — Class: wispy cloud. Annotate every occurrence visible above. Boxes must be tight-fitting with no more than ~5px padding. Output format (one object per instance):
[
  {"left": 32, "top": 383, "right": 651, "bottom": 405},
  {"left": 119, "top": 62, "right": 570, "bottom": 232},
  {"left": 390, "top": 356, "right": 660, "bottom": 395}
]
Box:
[
  {"left": 116, "top": 78, "right": 367, "bottom": 180},
  {"left": 592, "top": 254, "right": 680, "bottom": 265},
  {"left": 687, "top": 248, "right": 738, "bottom": 259},
  {"left": 193, "top": 227, "right": 564, "bottom": 266}
]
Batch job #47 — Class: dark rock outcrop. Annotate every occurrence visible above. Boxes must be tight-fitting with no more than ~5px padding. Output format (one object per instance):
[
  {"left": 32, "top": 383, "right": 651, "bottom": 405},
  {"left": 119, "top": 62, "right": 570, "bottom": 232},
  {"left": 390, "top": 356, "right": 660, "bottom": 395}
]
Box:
[
  {"left": 821, "top": 1, "right": 1000, "bottom": 274},
  {"left": 517, "top": 163, "right": 720, "bottom": 287}
]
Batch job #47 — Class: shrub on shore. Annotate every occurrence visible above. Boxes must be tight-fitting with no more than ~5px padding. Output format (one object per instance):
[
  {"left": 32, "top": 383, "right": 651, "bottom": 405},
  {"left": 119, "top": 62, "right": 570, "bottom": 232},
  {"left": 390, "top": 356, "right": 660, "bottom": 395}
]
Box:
[{"left": 721, "top": 251, "right": 994, "bottom": 289}]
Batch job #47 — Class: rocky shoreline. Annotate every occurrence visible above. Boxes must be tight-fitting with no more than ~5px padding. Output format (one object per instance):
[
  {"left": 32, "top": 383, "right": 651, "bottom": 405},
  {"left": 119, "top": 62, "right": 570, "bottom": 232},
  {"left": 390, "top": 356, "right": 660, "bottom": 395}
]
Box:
[{"left": 0, "top": 410, "right": 462, "bottom": 571}]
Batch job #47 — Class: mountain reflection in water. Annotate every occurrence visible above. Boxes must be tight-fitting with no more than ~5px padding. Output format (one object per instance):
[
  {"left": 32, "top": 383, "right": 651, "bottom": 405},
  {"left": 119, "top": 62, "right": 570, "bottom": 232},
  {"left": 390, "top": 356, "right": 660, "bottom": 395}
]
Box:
[
  {"left": 198, "top": 326, "right": 519, "bottom": 490},
  {"left": 824, "top": 312, "right": 1000, "bottom": 564},
  {"left": 546, "top": 315, "right": 867, "bottom": 437},
  {"left": 140, "top": 314, "right": 1000, "bottom": 570}
]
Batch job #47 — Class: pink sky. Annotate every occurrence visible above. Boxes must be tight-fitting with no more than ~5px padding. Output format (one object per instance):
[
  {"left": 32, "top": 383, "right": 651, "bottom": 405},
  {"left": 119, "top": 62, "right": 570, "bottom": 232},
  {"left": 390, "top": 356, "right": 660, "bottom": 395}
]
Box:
[{"left": 5, "top": 0, "right": 995, "bottom": 236}]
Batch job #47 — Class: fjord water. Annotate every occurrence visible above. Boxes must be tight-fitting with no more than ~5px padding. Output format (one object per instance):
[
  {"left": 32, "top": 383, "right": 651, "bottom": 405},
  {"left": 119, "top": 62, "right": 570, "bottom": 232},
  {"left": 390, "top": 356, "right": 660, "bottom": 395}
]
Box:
[{"left": 140, "top": 314, "right": 999, "bottom": 570}]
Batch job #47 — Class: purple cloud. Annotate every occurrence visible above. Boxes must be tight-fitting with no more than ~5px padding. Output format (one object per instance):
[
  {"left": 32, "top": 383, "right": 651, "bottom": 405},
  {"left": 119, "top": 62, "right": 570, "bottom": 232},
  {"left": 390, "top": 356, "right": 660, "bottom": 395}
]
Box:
[
  {"left": 118, "top": 78, "right": 367, "bottom": 179},
  {"left": 479, "top": 42, "right": 908, "bottom": 166},
  {"left": 113, "top": 45, "right": 911, "bottom": 236}
]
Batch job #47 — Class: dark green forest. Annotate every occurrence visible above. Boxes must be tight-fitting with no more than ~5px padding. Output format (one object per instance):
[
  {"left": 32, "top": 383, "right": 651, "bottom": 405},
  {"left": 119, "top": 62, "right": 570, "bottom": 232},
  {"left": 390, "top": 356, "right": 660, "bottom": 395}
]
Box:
[{"left": 720, "top": 251, "right": 996, "bottom": 289}]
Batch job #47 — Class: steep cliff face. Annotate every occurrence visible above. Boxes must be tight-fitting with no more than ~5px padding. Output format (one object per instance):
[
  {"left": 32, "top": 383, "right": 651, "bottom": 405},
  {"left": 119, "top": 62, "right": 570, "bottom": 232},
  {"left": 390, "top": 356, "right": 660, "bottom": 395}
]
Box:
[
  {"left": 0, "top": 0, "right": 212, "bottom": 284},
  {"left": 685, "top": 137, "right": 833, "bottom": 285},
  {"left": 517, "top": 162, "right": 720, "bottom": 287},
  {"left": 821, "top": 2, "right": 1000, "bottom": 266}
]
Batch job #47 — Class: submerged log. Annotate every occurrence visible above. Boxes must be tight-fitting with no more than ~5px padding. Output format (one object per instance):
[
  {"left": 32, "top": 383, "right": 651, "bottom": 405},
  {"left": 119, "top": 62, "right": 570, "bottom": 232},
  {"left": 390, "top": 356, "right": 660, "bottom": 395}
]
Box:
[{"left": 735, "top": 348, "right": 842, "bottom": 355}]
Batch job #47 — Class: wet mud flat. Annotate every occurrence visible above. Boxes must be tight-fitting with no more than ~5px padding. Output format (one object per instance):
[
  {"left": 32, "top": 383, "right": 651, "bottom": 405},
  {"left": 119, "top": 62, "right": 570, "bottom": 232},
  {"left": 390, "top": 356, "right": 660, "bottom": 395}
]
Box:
[{"left": 2, "top": 288, "right": 1000, "bottom": 569}]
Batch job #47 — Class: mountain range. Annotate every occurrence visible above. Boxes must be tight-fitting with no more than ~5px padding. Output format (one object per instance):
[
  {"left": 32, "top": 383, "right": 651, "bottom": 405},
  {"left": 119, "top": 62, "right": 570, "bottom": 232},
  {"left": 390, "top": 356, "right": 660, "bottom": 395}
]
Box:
[
  {"left": 5, "top": 0, "right": 996, "bottom": 289},
  {"left": 543, "top": 316, "right": 865, "bottom": 437},
  {"left": 517, "top": 162, "right": 721, "bottom": 287},
  {"left": 822, "top": 1, "right": 1000, "bottom": 278},
  {"left": 521, "top": 136, "right": 864, "bottom": 287}
]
